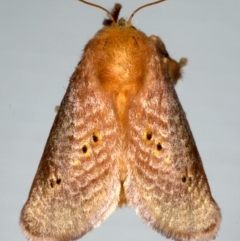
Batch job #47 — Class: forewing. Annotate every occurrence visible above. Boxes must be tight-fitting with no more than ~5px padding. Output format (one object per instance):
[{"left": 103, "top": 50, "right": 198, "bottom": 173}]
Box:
[
  {"left": 20, "top": 66, "right": 120, "bottom": 241},
  {"left": 125, "top": 64, "right": 221, "bottom": 241}
]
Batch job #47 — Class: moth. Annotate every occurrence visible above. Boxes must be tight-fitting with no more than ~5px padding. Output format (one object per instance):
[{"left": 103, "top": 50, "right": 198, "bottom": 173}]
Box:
[{"left": 20, "top": 1, "right": 221, "bottom": 241}]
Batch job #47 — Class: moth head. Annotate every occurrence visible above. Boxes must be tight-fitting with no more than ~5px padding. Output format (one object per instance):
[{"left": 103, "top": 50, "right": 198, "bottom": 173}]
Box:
[{"left": 78, "top": 0, "right": 167, "bottom": 26}]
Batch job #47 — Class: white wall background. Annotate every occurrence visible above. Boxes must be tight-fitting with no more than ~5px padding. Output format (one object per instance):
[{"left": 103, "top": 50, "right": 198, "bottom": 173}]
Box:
[{"left": 1, "top": 0, "right": 239, "bottom": 240}]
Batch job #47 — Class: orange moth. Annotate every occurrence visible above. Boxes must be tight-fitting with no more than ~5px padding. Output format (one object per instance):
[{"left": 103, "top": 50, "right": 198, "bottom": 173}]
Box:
[{"left": 20, "top": 1, "right": 221, "bottom": 241}]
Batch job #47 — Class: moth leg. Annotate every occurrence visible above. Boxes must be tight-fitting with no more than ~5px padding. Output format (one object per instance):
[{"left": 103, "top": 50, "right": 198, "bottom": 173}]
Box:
[
  {"left": 54, "top": 105, "right": 60, "bottom": 113},
  {"left": 103, "top": 3, "right": 122, "bottom": 26},
  {"left": 149, "top": 35, "right": 187, "bottom": 84}
]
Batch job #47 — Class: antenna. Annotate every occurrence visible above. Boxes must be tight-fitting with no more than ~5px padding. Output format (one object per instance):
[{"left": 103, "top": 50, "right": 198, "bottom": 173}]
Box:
[
  {"left": 78, "top": 0, "right": 115, "bottom": 22},
  {"left": 128, "top": 0, "right": 166, "bottom": 24}
]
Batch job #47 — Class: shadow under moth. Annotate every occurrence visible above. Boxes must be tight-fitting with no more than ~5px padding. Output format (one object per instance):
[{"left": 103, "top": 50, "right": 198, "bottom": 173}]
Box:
[{"left": 20, "top": 1, "right": 221, "bottom": 241}]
